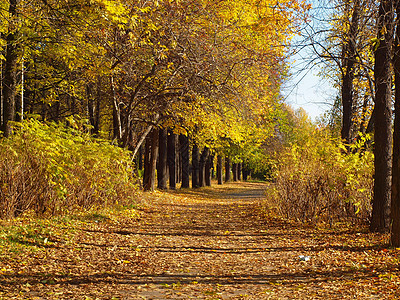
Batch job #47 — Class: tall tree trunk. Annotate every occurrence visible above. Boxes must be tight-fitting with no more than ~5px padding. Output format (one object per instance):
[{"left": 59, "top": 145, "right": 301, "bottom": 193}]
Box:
[
  {"left": 94, "top": 77, "right": 101, "bottom": 135},
  {"left": 87, "top": 83, "right": 95, "bottom": 132},
  {"left": 192, "top": 143, "right": 200, "bottom": 188},
  {"left": 199, "top": 147, "right": 210, "bottom": 187},
  {"left": 371, "top": 0, "right": 395, "bottom": 232},
  {"left": 179, "top": 134, "right": 190, "bottom": 188},
  {"left": 157, "top": 128, "right": 168, "bottom": 190},
  {"left": 341, "top": 0, "right": 361, "bottom": 145},
  {"left": 243, "top": 164, "right": 249, "bottom": 181},
  {"left": 87, "top": 79, "right": 101, "bottom": 136},
  {"left": 168, "top": 130, "right": 177, "bottom": 190},
  {"left": 143, "top": 128, "right": 158, "bottom": 192},
  {"left": 111, "top": 75, "right": 122, "bottom": 142},
  {"left": 205, "top": 154, "right": 213, "bottom": 186},
  {"left": 225, "top": 157, "right": 231, "bottom": 182},
  {"left": 217, "top": 155, "right": 223, "bottom": 185},
  {"left": 138, "top": 144, "right": 143, "bottom": 171},
  {"left": 232, "top": 163, "right": 238, "bottom": 181},
  {"left": 391, "top": 2, "right": 400, "bottom": 246},
  {"left": 143, "top": 135, "right": 151, "bottom": 190},
  {"left": 1, "top": 59, "right": 3, "bottom": 126},
  {"left": 238, "top": 163, "right": 242, "bottom": 181},
  {"left": 2, "top": 0, "right": 18, "bottom": 137}
]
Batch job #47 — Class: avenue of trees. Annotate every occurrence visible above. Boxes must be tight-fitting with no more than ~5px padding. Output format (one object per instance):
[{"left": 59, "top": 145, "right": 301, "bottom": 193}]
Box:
[
  {"left": 0, "top": 0, "right": 309, "bottom": 214},
  {"left": 4, "top": 0, "right": 400, "bottom": 247}
]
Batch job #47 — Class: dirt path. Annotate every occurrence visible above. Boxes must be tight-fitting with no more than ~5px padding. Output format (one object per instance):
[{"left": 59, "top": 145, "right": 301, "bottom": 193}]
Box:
[{"left": 1, "top": 182, "right": 400, "bottom": 299}]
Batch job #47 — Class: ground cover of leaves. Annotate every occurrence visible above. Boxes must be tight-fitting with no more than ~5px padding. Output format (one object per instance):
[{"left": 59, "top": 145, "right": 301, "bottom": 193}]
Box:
[{"left": 0, "top": 181, "right": 400, "bottom": 299}]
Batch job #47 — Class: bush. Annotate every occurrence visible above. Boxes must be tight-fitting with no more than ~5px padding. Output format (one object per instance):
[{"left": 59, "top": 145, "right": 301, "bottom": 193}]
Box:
[
  {"left": 0, "top": 118, "right": 137, "bottom": 218},
  {"left": 267, "top": 130, "right": 373, "bottom": 224}
]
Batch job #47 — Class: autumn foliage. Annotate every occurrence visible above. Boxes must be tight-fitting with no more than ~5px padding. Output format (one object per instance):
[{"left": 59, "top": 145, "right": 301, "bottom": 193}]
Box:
[
  {"left": 267, "top": 110, "right": 373, "bottom": 224},
  {"left": 0, "top": 119, "right": 136, "bottom": 218}
]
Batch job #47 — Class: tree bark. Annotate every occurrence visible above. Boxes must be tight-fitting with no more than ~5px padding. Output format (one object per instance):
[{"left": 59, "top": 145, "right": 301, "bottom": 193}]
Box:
[
  {"left": 391, "top": 2, "right": 400, "bottom": 245},
  {"left": 199, "top": 147, "right": 209, "bottom": 187},
  {"left": 238, "top": 162, "right": 242, "bottom": 181},
  {"left": 341, "top": 0, "right": 361, "bottom": 145},
  {"left": 143, "top": 135, "right": 151, "bottom": 190},
  {"left": 217, "top": 155, "right": 223, "bottom": 185},
  {"left": 243, "top": 164, "right": 249, "bottom": 181},
  {"left": 205, "top": 154, "right": 213, "bottom": 186},
  {"left": 371, "top": 0, "right": 394, "bottom": 232},
  {"left": 192, "top": 143, "right": 200, "bottom": 188},
  {"left": 232, "top": 163, "right": 238, "bottom": 182},
  {"left": 111, "top": 75, "right": 122, "bottom": 142},
  {"left": 143, "top": 128, "right": 159, "bottom": 191},
  {"left": 2, "top": 0, "right": 18, "bottom": 137},
  {"left": 86, "top": 81, "right": 100, "bottom": 136},
  {"left": 157, "top": 128, "right": 168, "bottom": 190},
  {"left": 167, "top": 129, "right": 177, "bottom": 190},
  {"left": 179, "top": 134, "right": 190, "bottom": 188},
  {"left": 225, "top": 157, "right": 231, "bottom": 182},
  {"left": 138, "top": 144, "right": 143, "bottom": 171}
]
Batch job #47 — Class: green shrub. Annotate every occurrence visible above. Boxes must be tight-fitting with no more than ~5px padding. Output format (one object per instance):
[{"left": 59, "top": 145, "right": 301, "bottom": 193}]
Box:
[
  {"left": 267, "top": 130, "right": 373, "bottom": 224},
  {"left": 0, "top": 118, "right": 137, "bottom": 218}
]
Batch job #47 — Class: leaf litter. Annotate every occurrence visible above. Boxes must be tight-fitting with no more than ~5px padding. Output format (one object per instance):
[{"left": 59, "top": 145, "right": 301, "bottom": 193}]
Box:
[{"left": 0, "top": 181, "right": 399, "bottom": 299}]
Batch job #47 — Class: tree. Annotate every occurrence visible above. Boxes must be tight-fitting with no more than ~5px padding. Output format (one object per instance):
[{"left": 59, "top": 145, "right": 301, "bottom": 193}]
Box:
[
  {"left": 232, "top": 163, "right": 238, "bottom": 182},
  {"left": 225, "top": 157, "right": 231, "bottom": 182},
  {"left": 143, "top": 128, "right": 159, "bottom": 192},
  {"left": 391, "top": 0, "right": 400, "bottom": 245},
  {"left": 192, "top": 142, "right": 200, "bottom": 188},
  {"left": 303, "top": 0, "right": 377, "bottom": 140},
  {"left": 179, "top": 134, "right": 190, "bottom": 188},
  {"left": 205, "top": 153, "right": 213, "bottom": 186},
  {"left": 370, "top": 0, "right": 395, "bottom": 232},
  {"left": 168, "top": 130, "right": 177, "bottom": 190},
  {"left": 199, "top": 147, "right": 209, "bottom": 187},
  {"left": 340, "top": 0, "right": 361, "bottom": 145},
  {"left": 2, "top": 0, "right": 18, "bottom": 137},
  {"left": 157, "top": 128, "right": 168, "bottom": 190},
  {"left": 217, "top": 155, "right": 223, "bottom": 185}
]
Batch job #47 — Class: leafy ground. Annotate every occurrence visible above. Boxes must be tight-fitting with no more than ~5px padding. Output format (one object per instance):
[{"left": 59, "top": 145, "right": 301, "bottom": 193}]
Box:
[{"left": 1, "top": 181, "right": 400, "bottom": 299}]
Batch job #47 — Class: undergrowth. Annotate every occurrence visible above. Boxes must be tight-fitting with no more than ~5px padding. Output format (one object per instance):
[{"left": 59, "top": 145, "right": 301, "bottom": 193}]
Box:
[
  {"left": 267, "top": 129, "right": 373, "bottom": 224},
  {"left": 0, "top": 118, "right": 138, "bottom": 218}
]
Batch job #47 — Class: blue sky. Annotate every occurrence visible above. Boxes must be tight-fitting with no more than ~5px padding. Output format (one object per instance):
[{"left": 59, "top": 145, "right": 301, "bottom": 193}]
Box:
[
  {"left": 283, "top": 60, "right": 336, "bottom": 121},
  {"left": 282, "top": 0, "right": 337, "bottom": 121}
]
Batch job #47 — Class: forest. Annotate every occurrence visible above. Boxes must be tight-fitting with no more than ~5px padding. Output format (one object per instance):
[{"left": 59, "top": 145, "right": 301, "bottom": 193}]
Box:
[{"left": 1, "top": 0, "right": 400, "bottom": 298}]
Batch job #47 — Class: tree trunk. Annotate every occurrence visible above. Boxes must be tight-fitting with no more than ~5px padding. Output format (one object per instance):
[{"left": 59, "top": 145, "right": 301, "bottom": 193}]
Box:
[
  {"left": 391, "top": 2, "right": 400, "bottom": 246},
  {"left": 87, "top": 83, "right": 95, "bottom": 132},
  {"left": 217, "top": 155, "right": 223, "bottom": 185},
  {"left": 179, "top": 134, "right": 190, "bottom": 188},
  {"left": 232, "top": 163, "right": 238, "bottom": 181},
  {"left": 371, "top": 0, "right": 394, "bottom": 232},
  {"left": 243, "top": 164, "right": 249, "bottom": 181},
  {"left": 205, "top": 154, "right": 213, "bottom": 186},
  {"left": 238, "top": 162, "right": 242, "bottom": 181},
  {"left": 111, "top": 75, "right": 122, "bottom": 142},
  {"left": 143, "top": 135, "right": 151, "bottom": 190},
  {"left": 138, "top": 144, "right": 143, "bottom": 171},
  {"left": 157, "top": 128, "right": 168, "bottom": 190},
  {"left": 192, "top": 143, "right": 200, "bottom": 188},
  {"left": 94, "top": 77, "right": 101, "bottom": 135},
  {"left": 199, "top": 147, "right": 209, "bottom": 187},
  {"left": 168, "top": 130, "right": 177, "bottom": 190},
  {"left": 143, "top": 128, "right": 158, "bottom": 192},
  {"left": 341, "top": 0, "right": 361, "bottom": 145},
  {"left": 2, "top": 0, "right": 18, "bottom": 137},
  {"left": 225, "top": 157, "right": 231, "bottom": 182}
]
